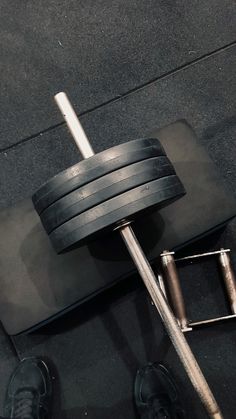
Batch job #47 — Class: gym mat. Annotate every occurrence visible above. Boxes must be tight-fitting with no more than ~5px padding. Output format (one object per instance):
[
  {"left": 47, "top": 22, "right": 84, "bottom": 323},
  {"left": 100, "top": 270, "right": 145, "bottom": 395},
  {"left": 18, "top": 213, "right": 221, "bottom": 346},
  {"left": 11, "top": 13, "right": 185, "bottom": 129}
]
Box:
[
  {"left": 0, "top": 37, "right": 235, "bottom": 418},
  {"left": 0, "top": 1, "right": 235, "bottom": 148},
  {"left": 0, "top": 46, "right": 235, "bottom": 209}
]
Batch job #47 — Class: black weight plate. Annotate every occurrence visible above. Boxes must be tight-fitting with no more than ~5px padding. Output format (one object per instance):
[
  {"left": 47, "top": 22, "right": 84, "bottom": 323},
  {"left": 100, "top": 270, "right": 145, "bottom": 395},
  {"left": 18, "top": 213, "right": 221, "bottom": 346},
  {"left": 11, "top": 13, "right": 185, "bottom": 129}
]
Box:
[
  {"left": 41, "top": 156, "right": 175, "bottom": 233},
  {"left": 33, "top": 138, "right": 165, "bottom": 214},
  {"left": 50, "top": 175, "right": 185, "bottom": 253}
]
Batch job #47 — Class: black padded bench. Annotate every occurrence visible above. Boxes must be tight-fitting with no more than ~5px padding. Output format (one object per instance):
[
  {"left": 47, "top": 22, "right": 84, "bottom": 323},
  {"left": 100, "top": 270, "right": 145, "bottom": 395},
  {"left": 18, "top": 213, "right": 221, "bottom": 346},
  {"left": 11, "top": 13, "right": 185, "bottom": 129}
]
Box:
[{"left": 0, "top": 120, "right": 235, "bottom": 335}]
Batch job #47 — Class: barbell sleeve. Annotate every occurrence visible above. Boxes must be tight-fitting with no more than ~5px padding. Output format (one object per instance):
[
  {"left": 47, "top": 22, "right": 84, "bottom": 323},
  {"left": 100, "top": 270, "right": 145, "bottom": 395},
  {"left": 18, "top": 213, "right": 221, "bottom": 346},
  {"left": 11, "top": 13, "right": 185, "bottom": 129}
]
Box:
[{"left": 55, "top": 92, "right": 94, "bottom": 158}]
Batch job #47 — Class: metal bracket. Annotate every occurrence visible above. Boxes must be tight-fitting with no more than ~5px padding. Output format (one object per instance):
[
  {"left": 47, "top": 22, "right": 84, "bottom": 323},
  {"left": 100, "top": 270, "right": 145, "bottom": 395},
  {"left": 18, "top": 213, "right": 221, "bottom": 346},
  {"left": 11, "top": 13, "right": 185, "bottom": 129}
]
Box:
[{"left": 160, "top": 248, "right": 236, "bottom": 332}]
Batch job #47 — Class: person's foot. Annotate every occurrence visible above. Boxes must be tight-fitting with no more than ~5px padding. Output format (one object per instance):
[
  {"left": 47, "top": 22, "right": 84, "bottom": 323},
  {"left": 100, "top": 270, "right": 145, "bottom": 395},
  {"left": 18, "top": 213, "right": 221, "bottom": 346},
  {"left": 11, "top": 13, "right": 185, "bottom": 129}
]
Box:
[
  {"left": 134, "top": 363, "right": 186, "bottom": 419},
  {"left": 4, "top": 357, "right": 52, "bottom": 419}
]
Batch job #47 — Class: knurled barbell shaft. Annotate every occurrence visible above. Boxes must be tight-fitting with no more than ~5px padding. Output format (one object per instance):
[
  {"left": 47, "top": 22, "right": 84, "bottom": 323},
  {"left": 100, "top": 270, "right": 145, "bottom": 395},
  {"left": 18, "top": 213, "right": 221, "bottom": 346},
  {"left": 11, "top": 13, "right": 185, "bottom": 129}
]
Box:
[{"left": 54, "top": 92, "right": 223, "bottom": 419}]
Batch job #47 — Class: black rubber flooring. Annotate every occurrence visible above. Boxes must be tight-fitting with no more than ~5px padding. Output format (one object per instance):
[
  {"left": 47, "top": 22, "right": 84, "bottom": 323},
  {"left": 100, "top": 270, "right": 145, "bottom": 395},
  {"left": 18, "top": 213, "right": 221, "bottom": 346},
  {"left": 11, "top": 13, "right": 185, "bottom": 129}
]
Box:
[{"left": 0, "top": 1, "right": 235, "bottom": 418}]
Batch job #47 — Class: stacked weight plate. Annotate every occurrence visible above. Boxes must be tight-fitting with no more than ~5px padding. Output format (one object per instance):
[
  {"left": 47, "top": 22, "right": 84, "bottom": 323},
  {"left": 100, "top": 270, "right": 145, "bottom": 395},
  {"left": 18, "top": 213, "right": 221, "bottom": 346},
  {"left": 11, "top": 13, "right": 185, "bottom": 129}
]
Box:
[{"left": 33, "top": 138, "right": 185, "bottom": 253}]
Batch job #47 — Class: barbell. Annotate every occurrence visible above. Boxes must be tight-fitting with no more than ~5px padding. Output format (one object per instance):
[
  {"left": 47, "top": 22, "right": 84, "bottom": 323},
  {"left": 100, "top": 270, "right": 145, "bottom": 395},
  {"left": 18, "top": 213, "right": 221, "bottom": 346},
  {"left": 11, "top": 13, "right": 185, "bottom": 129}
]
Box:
[{"left": 32, "top": 92, "right": 223, "bottom": 418}]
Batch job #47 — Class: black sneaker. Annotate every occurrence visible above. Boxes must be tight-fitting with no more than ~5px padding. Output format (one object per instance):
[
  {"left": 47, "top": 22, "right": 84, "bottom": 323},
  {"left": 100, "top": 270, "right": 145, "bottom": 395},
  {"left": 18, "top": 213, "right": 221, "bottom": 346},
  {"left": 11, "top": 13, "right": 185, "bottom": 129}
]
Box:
[
  {"left": 4, "top": 358, "right": 52, "bottom": 419},
  {"left": 134, "top": 363, "right": 186, "bottom": 419}
]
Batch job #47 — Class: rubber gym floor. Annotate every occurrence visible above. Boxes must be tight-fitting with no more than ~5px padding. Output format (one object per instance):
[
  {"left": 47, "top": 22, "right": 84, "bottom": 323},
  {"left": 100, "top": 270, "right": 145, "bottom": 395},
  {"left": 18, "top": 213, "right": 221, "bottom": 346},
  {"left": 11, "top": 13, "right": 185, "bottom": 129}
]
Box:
[{"left": 0, "top": 1, "right": 236, "bottom": 418}]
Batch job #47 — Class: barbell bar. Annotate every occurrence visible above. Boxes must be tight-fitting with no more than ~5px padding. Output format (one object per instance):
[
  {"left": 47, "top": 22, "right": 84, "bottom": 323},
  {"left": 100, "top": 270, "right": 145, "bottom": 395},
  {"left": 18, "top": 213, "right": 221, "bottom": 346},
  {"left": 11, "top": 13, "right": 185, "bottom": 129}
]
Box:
[{"left": 40, "top": 92, "right": 223, "bottom": 418}]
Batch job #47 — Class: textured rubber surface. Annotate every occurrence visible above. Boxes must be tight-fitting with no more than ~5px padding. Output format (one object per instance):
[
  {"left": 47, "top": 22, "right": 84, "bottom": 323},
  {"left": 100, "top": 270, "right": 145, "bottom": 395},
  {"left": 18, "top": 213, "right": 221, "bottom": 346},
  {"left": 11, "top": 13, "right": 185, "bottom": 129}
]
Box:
[
  {"left": 41, "top": 156, "right": 175, "bottom": 233},
  {"left": 1, "top": 1, "right": 235, "bottom": 149},
  {"left": 50, "top": 175, "right": 185, "bottom": 253},
  {"left": 32, "top": 138, "right": 165, "bottom": 214}
]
